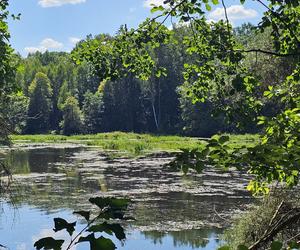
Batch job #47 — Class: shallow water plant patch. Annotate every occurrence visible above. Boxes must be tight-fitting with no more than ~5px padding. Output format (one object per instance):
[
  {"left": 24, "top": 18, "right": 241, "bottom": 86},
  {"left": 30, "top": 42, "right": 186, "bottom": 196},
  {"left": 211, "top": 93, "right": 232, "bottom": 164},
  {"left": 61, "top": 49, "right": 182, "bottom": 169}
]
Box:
[{"left": 10, "top": 133, "right": 258, "bottom": 157}]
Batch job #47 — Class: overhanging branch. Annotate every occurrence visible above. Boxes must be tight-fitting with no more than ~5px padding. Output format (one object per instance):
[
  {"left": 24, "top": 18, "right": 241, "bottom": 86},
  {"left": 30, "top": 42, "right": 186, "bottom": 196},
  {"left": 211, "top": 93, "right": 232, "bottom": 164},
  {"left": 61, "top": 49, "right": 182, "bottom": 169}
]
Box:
[{"left": 236, "top": 49, "right": 300, "bottom": 57}]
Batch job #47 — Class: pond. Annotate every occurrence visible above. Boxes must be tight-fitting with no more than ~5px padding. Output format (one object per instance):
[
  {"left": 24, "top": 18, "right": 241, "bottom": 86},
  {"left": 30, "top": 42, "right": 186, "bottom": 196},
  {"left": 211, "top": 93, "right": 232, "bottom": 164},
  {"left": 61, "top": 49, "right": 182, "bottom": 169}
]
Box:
[{"left": 0, "top": 144, "right": 252, "bottom": 249}]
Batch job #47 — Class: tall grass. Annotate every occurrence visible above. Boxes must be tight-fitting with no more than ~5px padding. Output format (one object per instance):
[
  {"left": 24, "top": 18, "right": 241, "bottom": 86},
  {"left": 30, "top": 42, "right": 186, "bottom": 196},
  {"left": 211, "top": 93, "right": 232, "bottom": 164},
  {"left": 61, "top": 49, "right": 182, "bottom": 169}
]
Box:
[{"left": 11, "top": 132, "right": 259, "bottom": 157}]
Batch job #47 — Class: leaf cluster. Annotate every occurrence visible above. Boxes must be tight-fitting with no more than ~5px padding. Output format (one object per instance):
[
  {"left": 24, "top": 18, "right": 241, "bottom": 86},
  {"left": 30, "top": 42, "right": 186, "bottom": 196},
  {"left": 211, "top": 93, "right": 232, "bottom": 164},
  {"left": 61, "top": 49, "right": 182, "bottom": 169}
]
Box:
[{"left": 34, "top": 197, "right": 131, "bottom": 250}]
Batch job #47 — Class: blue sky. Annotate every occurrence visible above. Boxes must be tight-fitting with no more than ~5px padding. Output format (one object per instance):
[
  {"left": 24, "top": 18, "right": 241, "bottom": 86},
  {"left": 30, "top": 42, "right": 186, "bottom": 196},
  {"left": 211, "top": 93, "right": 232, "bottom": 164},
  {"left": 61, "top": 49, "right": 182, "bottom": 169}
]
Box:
[{"left": 8, "top": 0, "right": 265, "bottom": 57}]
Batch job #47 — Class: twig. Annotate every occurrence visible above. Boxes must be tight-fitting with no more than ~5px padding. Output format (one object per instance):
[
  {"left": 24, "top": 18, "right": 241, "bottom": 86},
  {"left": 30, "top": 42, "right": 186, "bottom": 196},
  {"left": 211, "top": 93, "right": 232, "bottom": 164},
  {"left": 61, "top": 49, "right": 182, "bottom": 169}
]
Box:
[
  {"left": 213, "top": 204, "right": 231, "bottom": 223},
  {"left": 126, "top": 0, "right": 188, "bottom": 35},
  {"left": 221, "top": 0, "right": 231, "bottom": 37},
  {"left": 238, "top": 49, "right": 300, "bottom": 57},
  {"left": 0, "top": 161, "right": 12, "bottom": 192},
  {"left": 256, "top": 0, "right": 300, "bottom": 45},
  {"left": 66, "top": 207, "right": 108, "bottom": 250},
  {"left": 249, "top": 203, "right": 300, "bottom": 250},
  {"left": 286, "top": 232, "right": 300, "bottom": 244},
  {"left": 0, "top": 243, "right": 8, "bottom": 249},
  {"left": 248, "top": 201, "right": 284, "bottom": 249},
  {"left": 268, "top": 201, "right": 284, "bottom": 228}
]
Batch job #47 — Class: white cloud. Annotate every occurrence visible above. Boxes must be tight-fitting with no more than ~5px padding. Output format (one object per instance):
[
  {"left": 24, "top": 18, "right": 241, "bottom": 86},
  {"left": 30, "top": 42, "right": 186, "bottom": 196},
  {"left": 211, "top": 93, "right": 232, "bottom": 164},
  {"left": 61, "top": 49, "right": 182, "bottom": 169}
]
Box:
[
  {"left": 40, "top": 38, "right": 64, "bottom": 49},
  {"left": 208, "top": 5, "right": 258, "bottom": 22},
  {"left": 38, "top": 0, "right": 86, "bottom": 8},
  {"left": 24, "top": 38, "right": 64, "bottom": 54},
  {"left": 69, "top": 37, "right": 81, "bottom": 45},
  {"left": 144, "top": 0, "right": 166, "bottom": 8}
]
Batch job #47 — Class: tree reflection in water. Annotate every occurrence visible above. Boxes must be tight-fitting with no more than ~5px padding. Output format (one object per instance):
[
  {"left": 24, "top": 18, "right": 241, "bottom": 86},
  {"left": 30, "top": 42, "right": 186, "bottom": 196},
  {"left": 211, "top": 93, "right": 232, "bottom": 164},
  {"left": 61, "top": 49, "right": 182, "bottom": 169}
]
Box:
[{"left": 143, "top": 228, "right": 222, "bottom": 249}]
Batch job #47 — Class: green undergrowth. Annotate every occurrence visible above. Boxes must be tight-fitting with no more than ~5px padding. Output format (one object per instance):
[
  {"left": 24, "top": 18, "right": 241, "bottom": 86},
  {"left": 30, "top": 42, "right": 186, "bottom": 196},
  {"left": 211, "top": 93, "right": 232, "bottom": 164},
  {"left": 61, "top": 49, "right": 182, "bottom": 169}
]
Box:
[
  {"left": 223, "top": 189, "right": 300, "bottom": 249},
  {"left": 10, "top": 132, "right": 259, "bottom": 157}
]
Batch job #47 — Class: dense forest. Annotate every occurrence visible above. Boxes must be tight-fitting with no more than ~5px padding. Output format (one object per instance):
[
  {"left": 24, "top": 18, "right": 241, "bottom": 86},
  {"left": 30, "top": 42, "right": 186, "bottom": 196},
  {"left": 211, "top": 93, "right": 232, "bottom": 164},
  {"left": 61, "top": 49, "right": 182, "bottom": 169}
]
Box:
[{"left": 1, "top": 24, "right": 295, "bottom": 137}]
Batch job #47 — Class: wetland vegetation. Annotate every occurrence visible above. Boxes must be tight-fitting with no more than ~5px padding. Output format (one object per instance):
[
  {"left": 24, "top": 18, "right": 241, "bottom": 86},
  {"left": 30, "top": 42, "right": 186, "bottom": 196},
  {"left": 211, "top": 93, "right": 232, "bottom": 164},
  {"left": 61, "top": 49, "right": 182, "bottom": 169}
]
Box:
[
  {"left": 11, "top": 133, "right": 259, "bottom": 157},
  {"left": 0, "top": 0, "right": 300, "bottom": 249}
]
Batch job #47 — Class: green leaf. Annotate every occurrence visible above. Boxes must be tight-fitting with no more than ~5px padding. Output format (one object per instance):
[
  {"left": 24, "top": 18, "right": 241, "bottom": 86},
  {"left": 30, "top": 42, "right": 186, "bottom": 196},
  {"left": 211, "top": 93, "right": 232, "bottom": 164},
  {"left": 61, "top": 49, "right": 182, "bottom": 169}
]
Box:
[
  {"left": 238, "top": 245, "right": 249, "bottom": 250},
  {"left": 73, "top": 211, "right": 90, "bottom": 221},
  {"left": 182, "top": 164, "right": 189, "bottom": 174},
  {"left": 232, "top": 75, "right": 245, "bottom": 91},
  {"left": 34, "top": 237, "right": 64, "bottom": 250},
  {"left": 208, "top": 139, "right": 219, "bottom": 147},
  {"left": 77, "top": 234, "right": 116, "bottom": 250},
  {"left": 271, "top": 241, "right": 283, "bottom": 250},
  {"left": 218, "top": 135, "right": 230, "bottom": 144},
  {"left": 195, "top": 161, "right": 205, "bottom": 173},
  {"left": 88, "top": 222, "right": 126, "bottom": 241},
  {"left": 155, "top": 70, "right": 162, "bottom": 78},
  {"left": 217, "top": 246, "right": 230, "bottom": 250},
  {"left": 240, "top": 0, "right": 245, "bottom": 3},
  {"left": 205, "top": 3, "right": 212, "bottom": 11},
  {"left": 201, "top": 147, "right": 210, "bottom": 156},
  {"left": 53, "top": 218, "right": 76, "bottom": 236},
  {"left": 151, "top": 5, "right": 164, "bottom": 13},
  {"left": 181, "top": 16, "right": 190, "bottom": 22},
  {"left": 212, "top": 0, "right": 219, "bottom": 4},
  {"left": 288, "top": 241, "right": 300, "bottom": 249}
]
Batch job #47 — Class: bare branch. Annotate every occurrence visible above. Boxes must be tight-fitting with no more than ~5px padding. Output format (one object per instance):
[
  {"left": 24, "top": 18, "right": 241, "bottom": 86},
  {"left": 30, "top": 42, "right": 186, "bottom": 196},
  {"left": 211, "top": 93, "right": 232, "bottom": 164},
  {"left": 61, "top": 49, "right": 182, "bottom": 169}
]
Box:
[
  {"left": 221, "top": 0, "right": 231, "bottom": 36},
  {"left": 236, "top": 49, "right": 300, "bottom": 57},
  {"left": 128, "top": 0, "right": 188, "bottom": 35}
]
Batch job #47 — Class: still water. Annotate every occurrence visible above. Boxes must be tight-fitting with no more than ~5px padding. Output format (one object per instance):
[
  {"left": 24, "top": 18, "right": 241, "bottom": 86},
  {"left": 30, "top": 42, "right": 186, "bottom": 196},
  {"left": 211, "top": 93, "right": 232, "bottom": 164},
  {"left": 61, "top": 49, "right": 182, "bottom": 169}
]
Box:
[{"left": 0, "top": 144, "right": 252, "bottom": 249}]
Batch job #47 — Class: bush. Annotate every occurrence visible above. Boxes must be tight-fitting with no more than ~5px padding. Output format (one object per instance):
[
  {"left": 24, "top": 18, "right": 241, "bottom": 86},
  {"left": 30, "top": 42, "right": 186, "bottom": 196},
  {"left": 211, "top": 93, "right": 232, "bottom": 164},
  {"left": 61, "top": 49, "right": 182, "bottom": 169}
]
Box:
[{"left": 223, "top": 189, "right": 300, "bottom": 249}]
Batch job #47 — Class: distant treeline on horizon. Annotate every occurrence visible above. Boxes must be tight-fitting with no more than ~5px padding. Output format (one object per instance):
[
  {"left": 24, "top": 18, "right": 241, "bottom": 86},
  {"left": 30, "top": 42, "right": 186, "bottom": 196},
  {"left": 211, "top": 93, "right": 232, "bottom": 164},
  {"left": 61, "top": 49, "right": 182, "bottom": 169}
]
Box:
[{"left": 1, "top": 23, "right": 294, "bottom": 136}]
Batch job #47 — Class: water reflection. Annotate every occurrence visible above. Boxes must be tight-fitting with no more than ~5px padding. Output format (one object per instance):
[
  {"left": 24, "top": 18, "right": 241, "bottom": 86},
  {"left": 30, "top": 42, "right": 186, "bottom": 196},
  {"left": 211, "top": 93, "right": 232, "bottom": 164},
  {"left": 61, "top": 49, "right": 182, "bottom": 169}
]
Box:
[
  {"left": 0, "top": 145, "right": 252, "bottom": 249},
  {"left": 143, "top": 229, "right": 222, "bottom": 249}
]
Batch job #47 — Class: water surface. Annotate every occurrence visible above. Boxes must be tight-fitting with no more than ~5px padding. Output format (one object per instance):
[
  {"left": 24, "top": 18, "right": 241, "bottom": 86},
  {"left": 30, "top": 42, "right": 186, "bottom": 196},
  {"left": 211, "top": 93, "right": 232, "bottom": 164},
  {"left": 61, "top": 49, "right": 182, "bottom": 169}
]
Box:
[{"left": 0, "top": 144, "right": 252, "bottom": 249}]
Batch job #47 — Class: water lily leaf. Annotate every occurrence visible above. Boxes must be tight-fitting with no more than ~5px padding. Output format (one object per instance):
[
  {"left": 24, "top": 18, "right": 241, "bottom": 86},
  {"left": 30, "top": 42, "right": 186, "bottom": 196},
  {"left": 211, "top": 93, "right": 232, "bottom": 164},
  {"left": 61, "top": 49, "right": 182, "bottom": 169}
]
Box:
[
  {"left": 34, "top": 237, "right": 64, "bottom": 250},
  {"left": 53, "top": 218, "right": 76, "bottom": 236}
]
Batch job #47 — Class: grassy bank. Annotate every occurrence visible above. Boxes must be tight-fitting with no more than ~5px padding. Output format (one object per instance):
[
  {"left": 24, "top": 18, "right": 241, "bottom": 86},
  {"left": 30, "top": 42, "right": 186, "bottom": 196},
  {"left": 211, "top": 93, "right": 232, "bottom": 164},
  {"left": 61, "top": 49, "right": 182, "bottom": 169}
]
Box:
[{"left": 11, "top": 132, "right": 259, "bottom": 157}]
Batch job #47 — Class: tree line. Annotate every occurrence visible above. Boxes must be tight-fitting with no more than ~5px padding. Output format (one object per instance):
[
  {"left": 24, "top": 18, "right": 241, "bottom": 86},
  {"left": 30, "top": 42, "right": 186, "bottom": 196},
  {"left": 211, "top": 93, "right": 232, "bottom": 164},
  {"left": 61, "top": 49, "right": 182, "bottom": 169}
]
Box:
[{"left": 1, "top": 23, "right": 294, "bottom": 137}]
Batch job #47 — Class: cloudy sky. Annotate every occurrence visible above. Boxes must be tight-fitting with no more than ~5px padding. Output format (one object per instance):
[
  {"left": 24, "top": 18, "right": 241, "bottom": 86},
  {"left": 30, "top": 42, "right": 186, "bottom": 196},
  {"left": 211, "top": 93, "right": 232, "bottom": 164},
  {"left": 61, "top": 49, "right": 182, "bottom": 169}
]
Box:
[{"left": 8, "top": 0, "right": 265, "bottom": 56}]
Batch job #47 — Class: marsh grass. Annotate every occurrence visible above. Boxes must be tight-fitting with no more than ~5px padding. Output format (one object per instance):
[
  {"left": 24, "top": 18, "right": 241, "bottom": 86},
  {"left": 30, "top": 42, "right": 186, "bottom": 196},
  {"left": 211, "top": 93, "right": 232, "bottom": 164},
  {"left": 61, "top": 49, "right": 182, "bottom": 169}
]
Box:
[{"left": 11, "top": 132, "right": 259, "bottom": 157}]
